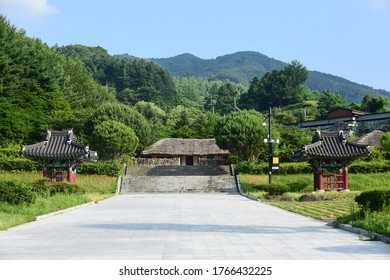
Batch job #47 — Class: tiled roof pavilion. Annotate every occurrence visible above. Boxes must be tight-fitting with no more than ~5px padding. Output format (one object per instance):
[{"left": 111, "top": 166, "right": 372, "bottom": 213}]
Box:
[
  {"left": 293, "top": 130, "right": 370, "bottom": 162},
  {"left": 21, "top": 130, "right": 97, "bottom": 184},
  {"left": 293, "top": 131, "right": 371, "bottom": 191},
  {"left": 21, "top": 130, "right": 97, "bottom": 161}
]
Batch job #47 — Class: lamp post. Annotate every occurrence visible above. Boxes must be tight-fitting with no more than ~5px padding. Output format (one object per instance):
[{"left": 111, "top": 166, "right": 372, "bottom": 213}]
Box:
[{"left": 263, "top": 107, "right": 279, "bottom": 184}]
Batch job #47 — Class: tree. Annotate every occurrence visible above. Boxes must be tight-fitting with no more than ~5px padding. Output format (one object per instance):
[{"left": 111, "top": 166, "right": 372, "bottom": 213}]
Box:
[
  {"left": 316, "top": 90, "right": 348, "bottom": 118},
  {"left": 361, "top": 94, "right": 390, "bottom": 113},
  {"left": 87, "top": 102, "right": 152, "bottom": 152},
  {"left": 239, "top": 61, "right": 309, "bottom": 111},
  {"left": 380, "top": 132, "right": 390, "bottom": 154},
  {"left": 214, "top": 110, "right": 269, "bottom": 161},
  {"left": 214, "top": 82, "right": 239, "bottom": 115},
  {"left": 91, "top": 120, "right": 139, "bottom": 161}
]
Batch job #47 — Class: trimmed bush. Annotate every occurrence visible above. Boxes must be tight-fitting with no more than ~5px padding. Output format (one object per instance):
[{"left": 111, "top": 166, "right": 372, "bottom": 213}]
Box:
[
  {"left": 0, "top": 180, "right": 37, "bottom": 205},
  {"left": 236, "top": 161, "right": 311, "bottom": 175},
  {"left": 349, "top": 161, "right": 390, "bottom": 173},
  {"left": 254, "top": 183, "right": 290, "bottom": 195},
  {"left": 355, "top": 190, "right": 390, "bottom": 211},
  {"left": 78, "top": 161, "right": 121, "bottom": 176},
  {"left": 49, "top": 182, "right": 85, "bottom": 196},
  {"left": 0, "top": 158, "right": 39, "bottom": 172}
]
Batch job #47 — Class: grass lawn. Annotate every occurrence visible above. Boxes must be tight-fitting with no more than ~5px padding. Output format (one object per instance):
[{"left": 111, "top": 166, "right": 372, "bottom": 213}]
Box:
[
  {"left": 0, "top": 172, "right": 117, "bottom": 230},
  {"left": 239, "top": 173, "right": 390, "bottom": 237}
]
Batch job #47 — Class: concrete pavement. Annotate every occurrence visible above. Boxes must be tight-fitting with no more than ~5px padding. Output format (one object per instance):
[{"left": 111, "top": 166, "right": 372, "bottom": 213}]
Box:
[{"left": 0, "top": 193, "right": 389, "bottom": 259}]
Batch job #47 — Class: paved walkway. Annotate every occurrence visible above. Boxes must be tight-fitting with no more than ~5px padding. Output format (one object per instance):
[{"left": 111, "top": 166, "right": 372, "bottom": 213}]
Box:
[{"left": 0, "top": 193, "right": 389, "bottom": 260}]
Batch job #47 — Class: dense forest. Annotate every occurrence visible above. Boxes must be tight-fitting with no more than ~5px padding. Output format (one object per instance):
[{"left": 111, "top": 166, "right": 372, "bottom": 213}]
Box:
[
  {"left": 141, "top": 52, "right": 390, "bottom": 103},
  {"left": 1, "top": 15, "right": 389, "bottom": 164}
]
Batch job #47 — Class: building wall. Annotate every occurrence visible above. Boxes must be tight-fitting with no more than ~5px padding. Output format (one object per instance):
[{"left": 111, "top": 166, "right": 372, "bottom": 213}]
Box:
[
  {"left": 133, "top": 157, "right": 180, "bottom": 166},
  {"left": 133, "top": 156, "right": 228, "bottom": 166}
]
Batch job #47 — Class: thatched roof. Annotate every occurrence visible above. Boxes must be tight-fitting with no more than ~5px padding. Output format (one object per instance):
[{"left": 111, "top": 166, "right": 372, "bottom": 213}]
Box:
[
  {"left": 356, "top": 130, "right": 383, "bottom": 149},
  {"left": 141, "top": 138, "right": 229, "bottom": 157}
]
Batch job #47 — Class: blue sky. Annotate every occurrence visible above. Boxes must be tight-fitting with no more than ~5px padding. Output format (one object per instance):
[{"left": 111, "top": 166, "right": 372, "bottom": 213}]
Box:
[{"left": 1, "top": 0, "right": 389, "bottom": 92}]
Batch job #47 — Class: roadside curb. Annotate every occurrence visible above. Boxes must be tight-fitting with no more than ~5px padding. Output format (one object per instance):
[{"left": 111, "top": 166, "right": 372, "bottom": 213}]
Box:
[
  {"left": 35, "top": 201, "right": 96, "bottom": 221},
  {"left": 329, "top": 222, "right": 390, "bottom": 244}
]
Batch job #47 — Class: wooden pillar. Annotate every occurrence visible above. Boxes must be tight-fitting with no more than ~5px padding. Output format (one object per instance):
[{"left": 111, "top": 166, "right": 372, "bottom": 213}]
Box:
[
  {"left": 67, "top": 169, "right": 77, "bottom": 184},
  {"left": 314, "top": 169, "right": 324, "bottom": 192},
  {"left": 343, "top": 167, "right": 349, "bottom": 191}
]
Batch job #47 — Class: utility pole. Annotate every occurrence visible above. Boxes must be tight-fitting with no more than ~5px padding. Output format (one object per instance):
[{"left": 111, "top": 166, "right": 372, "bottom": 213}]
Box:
[
  {"left": 263, "top": 107, "right": 279, "bottom": 184},
  {"left": 268, "top": 106, "right": 273, "bottom": 184}
]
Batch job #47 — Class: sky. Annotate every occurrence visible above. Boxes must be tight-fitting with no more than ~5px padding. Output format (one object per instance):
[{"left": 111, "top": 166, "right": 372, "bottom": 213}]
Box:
[{"left": 0, "top": 0, "right": 389, "bottom": 91}]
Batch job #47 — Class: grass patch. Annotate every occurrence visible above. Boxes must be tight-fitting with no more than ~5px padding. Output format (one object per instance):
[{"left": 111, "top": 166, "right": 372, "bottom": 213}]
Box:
[
  {"left": 240, "top": 173, "right": 390, "bottom": 237},
  {"left": 0, "top": 172, "right": 117, "bottom": 230}
]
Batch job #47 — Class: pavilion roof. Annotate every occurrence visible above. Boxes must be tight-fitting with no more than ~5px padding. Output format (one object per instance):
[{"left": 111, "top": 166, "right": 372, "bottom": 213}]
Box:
[
  {"left": 21, "top": 130, "right": 97, "bottom": 161},
  {"left": 292, "top": 131, "right": 370, "bottom": 161}
]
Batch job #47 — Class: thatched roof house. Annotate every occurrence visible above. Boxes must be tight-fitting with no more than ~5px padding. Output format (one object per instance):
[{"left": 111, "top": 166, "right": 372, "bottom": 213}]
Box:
[
  {"left": 356, "top": 130, "right": 383, "bottom": 149},
  {"left": 138, "top": 138, "right": 229, "bottom": 166}
]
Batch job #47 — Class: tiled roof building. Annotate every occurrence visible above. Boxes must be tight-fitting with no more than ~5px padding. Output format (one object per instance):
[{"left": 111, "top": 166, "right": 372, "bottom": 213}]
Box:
[
  {"left": 293, "top": 131, "right": 370, "bottom": 191},
  {"left": 21, "top": 130, "right": 97, "bottom": 184},
  {"left": 293, "top": 131, "right": 370, "bottom": 161}
]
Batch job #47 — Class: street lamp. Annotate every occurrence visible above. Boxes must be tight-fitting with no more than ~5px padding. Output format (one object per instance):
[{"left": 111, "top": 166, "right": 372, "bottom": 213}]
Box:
[{"left": 263, "top": 107, "right": 279, "bottom": 184}]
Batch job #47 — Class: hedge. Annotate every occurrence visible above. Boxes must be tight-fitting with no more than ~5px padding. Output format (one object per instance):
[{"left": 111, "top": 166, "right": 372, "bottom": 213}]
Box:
[
  {"left": 31, "top": 179, "right": 85, "bottom": 197},
  {"left": 0, "top": 158, "right": 39, "bottom": 172},
  {"left": 236, "top": 161, "right": 312, "bottom": 175},
  {"left": 236, "top": 160, "right": 390, "bottom": 175},
  {"left": 253, "top": 183, "right": 290, "bottom": 195},
  {"left": 78, "top": 161, "right": 121, "bottom": 177},
  {"left": 355, "top": 190, "right": 390, "bottom": 212},
  {"left": 0, "top": 181, "right": 37, "bottom": 205}
]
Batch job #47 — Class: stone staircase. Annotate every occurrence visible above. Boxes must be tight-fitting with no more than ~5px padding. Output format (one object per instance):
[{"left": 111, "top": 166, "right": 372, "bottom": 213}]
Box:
[{"left": 119, "top": 165, "right": 238, "bottom": 194}]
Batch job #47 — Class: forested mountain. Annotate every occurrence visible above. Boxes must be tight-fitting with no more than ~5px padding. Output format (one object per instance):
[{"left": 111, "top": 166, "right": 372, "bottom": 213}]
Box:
[
  {"left": 132, "top": 51, "right": 390, "bottom": 103},
  {"left": 55, "top": 45, "right": 180, "bottom": 111}
]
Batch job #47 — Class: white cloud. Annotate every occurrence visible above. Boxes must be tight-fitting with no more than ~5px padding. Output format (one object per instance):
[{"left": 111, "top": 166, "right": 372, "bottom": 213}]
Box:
[{"left": 0, "top": 0, "right": 59, "bottom": 20}]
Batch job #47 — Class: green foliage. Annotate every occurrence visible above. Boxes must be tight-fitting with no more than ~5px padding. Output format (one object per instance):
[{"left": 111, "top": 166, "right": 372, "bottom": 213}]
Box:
[
  {"left": 239, "top": 60, "right": 309, "bottom": 111},
  {"left": 49, "top": 182, "right": 86, "bottom": 195},
  {"left": 152, "top": 51, "right": 390, "bottom": 104},
  {"left": 0, "top": 180, "right": 36, "bottom": 205},
  {"left": 361, "top": 93, "right": 390, "bottom": 113},
  {"left": 57, "top": 45, "right": 180, "bottom": 111},
  {"left": 78, "top": 161, "right": 122, "bottom": 177},
  {"left": 30, "top": 180, "right": 85, "bottom": 197},
  {"left": 254, "top": 183, "right": 290, "bottom": 195},
  {"left": 380, "top": 132, "right": 390, "bottom": 154},
  {"left": 236, "top": 161, "right": 312, "bottom": 174},
  {"left": 0, "top": 158, "right": 39, "bottom": 172},
  {"left": 87, "top": 102, "right": 151, "bottom": 151},
  {"left": 349, "top": 160, "right": 390, "bottom": 173},
  {"left": 316, "top": 90, "right": 348, "bottom": 118},
  {"left": 355, "top": 190, "right": 390, "bottom": 212},
  {"left": 0, "top": 16, "right": 74, "bottom": 145},
  {"left": 215, "top": 110, "right": 268, "bottom": 161},
  {"left": 91, "top": 120, "right": 139, "bottom": 161}
]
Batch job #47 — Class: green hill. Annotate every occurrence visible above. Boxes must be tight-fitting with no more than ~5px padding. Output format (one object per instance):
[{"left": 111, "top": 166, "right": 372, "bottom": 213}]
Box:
[{"left": 125, "top": 51, "right": 390, "bottom": 103}]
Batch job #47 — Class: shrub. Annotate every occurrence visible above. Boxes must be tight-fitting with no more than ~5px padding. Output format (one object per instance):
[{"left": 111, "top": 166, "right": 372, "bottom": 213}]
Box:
[
  {"left": 49, "top": 182, "right": 85, "bottom": 196},
  {"left": 31, "top": 178, "right": 51, "bottom": 197},
  {"left": 254, "top": 183, "right": 290, "bottom": 195},
  {"left": 0, "top": 158, "right": 39, "bottom": 172},
  {"left": 349, "top": 160, "right": 390, "bottom": 173},
  {"left": 78, "top": 161, "right": 121, "bottom": 176},
  {"left": 0, "top": 180, "right": 37, "bottom": 205},
  {"left": 236, "top": 161, "right": 311, "bottom": 175},
  {"left": 355, "top": 190, "right": 390, "bottom": 211}
]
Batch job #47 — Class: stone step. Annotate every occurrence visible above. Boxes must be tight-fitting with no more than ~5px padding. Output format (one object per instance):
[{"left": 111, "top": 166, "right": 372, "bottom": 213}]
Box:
[{"left": 120, "top": 175, "right": 237, "bottom": 194}]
